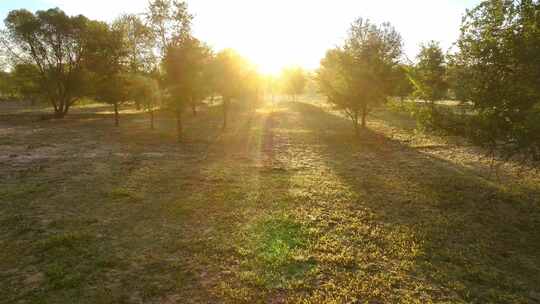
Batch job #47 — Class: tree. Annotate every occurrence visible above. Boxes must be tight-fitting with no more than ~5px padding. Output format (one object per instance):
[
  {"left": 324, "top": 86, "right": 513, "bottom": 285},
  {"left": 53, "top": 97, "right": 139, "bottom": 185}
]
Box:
[
  {"left": 85, "top": 21, "right": 129, "bottom": 127},
  {"left": 0, "top": 71, "right": 15, "bottom": 100},
  {"left": 130, "top": 75, "right": 161, "bottom": 129},
  {"left": 1, "top": 8, "right": 93, "bottom": 117},
  {"left": 318, "top": 18, "right": 403, "bottom": 133},
  {"left": 281, "top": 66, "right": 307, "bottom": 101},
  {"left": 264, "top": 75, "right": 278, "bottom": 103},
  {"left": 96, "top": 74, "right": 132, "bottom": 127},
  {"left": 113, "top": 14, "right": 155, "bottom": 110},
  {"left": 202, "top": 55, "right": 220, "bottom": 104},
  {"left": 189, "top": 46, "right": 214, "bottom": 116},
  {"left": 113, "top": 14, "right": 155, "bottom": 74},
  {"left": 214, "top": 49, "right": 250, "bottom": 129},
  {"left": 456, "top": 0, "right": 540, "bottom": 159},
  {"left": 446, "top": 53, "right": 472, "bottom": 103},
  {"left": 146, "top": 0, "right": 192, "bottom": 61},
  {"left": 146, "top": 0, "right": 196, "bottom": 139},
  {"left": 163, "top": 36, "right": 210, "bottom": 141},
  {"left": 241, "top": 68, "right": 264, "bottom": 109},
  {"left": 413, "top": 41, "right": 447, "bottom": 111},
  {"left": 9, "top": 63, "right": 42, "bottom": 104},
  {"left": 392, "top": 64, "right": 414, "bottom": 103}
]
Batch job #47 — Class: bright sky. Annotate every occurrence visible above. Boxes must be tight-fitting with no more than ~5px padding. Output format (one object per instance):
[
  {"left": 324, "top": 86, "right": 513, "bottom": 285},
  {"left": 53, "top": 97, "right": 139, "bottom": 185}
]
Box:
[{"left": 1, "top": 0, "right": 482, "bottom": 74}]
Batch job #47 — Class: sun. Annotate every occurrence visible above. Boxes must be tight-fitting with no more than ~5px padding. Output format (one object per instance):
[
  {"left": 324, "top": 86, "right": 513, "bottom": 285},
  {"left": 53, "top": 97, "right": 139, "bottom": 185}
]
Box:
[{"left": 247, "top": 49, "right": 289, "bottom": 76}]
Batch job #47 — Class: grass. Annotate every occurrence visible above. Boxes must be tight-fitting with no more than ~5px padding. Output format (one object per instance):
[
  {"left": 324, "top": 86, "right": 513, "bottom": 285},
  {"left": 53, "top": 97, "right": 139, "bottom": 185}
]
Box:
[
  {"left": 1, "top": 99, "right": 539, "bottom": 303},
  {"left": 236, "top": 216, "right": 313, "bottom": 289}
]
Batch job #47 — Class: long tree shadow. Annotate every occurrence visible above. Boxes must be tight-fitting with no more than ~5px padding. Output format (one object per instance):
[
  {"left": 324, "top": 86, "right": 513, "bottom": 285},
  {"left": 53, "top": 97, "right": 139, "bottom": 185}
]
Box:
[{"left": 284, "top": 101, "right": 540, "bottom": 303}]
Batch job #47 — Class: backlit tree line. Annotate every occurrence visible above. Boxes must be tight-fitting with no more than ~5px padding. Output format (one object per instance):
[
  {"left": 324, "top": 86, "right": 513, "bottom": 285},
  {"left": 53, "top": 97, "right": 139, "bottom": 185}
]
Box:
[
  {"left": 317, "top": 0, "right": 540, "bottom": 160},
  {"left": 0, "top": 0, "right": 307, "bottom": 141},
  {"left": 1, "top": 0, "right": 539, "bottom": 159}
]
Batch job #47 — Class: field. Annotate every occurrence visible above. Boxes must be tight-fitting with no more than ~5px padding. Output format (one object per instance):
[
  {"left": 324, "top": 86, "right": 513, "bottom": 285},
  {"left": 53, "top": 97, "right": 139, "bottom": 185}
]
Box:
[{"left": 1, "top": 99, "right": 540, "bottom": 303}]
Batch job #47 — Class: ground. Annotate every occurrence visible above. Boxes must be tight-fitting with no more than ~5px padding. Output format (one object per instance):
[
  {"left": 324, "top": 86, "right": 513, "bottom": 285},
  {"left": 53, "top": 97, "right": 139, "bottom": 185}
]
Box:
[{"left": 1, "top": 99, "right": 539, "bottom": 304}]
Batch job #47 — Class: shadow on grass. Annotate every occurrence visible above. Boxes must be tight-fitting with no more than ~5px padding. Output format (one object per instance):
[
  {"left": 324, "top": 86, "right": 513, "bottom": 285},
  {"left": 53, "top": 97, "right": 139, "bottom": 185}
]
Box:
[{"left": 285, "top": 101, "right": 540, "bottom": 303}]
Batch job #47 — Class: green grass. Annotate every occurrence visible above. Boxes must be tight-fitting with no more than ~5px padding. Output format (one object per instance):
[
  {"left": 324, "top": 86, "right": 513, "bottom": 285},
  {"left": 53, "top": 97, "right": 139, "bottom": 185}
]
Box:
[
  {"left": 0, "top": 100, "right": 539, "bottom": 303},
  {"left": 236, "top": 216, "right": 314, "bottom": 288}
]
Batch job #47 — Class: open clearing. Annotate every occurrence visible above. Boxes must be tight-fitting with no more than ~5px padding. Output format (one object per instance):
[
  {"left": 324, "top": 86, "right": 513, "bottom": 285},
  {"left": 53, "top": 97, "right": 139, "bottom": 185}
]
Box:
[{"left": 1, "top": 100, "right": 540, "bottom": 303}]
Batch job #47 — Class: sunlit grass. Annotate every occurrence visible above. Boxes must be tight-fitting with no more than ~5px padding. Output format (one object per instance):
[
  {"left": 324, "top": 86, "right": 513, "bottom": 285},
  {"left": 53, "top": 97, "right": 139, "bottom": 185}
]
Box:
[{"left": 236, "top": 216, "right": 313, "bottom": 288}]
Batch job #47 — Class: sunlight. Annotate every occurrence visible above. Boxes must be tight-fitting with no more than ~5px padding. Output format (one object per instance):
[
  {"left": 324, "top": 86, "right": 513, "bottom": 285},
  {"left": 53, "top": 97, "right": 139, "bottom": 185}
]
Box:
[
  {"left": 229, "top": 27, "right": 311, "bottom": 75},
  {"left": 255, "top": 56, "right": 287, "bottom": 76}
]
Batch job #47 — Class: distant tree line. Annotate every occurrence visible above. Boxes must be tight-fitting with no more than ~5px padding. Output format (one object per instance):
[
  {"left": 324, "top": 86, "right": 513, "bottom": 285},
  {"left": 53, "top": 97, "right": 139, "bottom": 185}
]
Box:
[{"left": 0, "top": 1, "right": 307, "bottom": 142}]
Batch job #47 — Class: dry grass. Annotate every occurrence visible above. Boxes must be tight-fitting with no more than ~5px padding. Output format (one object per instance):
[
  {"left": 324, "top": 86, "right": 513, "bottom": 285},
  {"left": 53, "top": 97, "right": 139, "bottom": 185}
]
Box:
[{"left": 1, "top": 100, "right": 539, "bottom": 303}]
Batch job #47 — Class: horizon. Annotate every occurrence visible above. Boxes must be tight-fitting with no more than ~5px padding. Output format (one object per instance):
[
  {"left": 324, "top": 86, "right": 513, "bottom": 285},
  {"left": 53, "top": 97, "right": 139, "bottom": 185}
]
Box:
[{"left": 1, "top": 0, "right": 482, "bottom": 74}]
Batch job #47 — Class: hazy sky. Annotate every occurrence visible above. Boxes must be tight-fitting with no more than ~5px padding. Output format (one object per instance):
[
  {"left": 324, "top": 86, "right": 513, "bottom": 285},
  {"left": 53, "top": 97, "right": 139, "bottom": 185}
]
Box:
[{"left": 1, "top": 0, "right": 482, "bottom": 73}]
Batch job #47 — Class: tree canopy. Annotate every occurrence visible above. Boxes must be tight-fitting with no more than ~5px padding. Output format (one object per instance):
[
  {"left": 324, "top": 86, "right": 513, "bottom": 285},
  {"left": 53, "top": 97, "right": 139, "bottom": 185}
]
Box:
[
  {"left": 413, "top": 41, "right": 447, "bottom": 107},
  {"left": 456, "top": 0, "right": 540, "bottom": 158},
  {"left": 164, "top": 36, "right": 212, "bottom": 140},
  {"left": 318, "top": 18, "right": 403, "bottom": 133},
  {"left": 281, "top": 67, "right": 307, "bottom": 101},
  {"left": 1, "top": 8, "right": 95, "bottom": 117}
]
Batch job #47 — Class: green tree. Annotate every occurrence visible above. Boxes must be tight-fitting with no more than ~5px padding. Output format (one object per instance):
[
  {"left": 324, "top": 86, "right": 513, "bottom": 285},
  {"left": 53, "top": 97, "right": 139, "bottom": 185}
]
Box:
[
  {"left": 214, "top": 49, "right": 250, "bottom": 129},
  {"left": 446, "top": 53, "right": 471, "bottom": 102},
  {"left": 318, "top": 18, "right": 402, "bottom": 133},
  {"left": 112, "top": 14, "right": 157, "bottom": 111},
  {"left": 189, "top": 46, "right": 214, "bottom": 116},
  {"left": 0, "top": 70, "right": 15, "bottom": 100},
  {"left": 392, "top": 64, "right": 414, "bottom": 103},
  {"left": 146, "top": 0, "right": 196, "bottom": 137},
  {"left": 1, "top": 8, "right": 93, "bottom": 117},
  {"left": 130, "top": 75, "right": 161, "bottom": 129},
  {"left": 85, "top": 21, "right": 130, "bottom": 127},
  {"left": 96, "top": 74, "right": 132, "bottom": 127},
  {"left": 113, "top": 14, "right": 155, "bottom": 74},
  {"left": 457, "top": 0, "right": 540, "bottom": 159},
  {"left": 163, "top": 36, "right": 210, "bottom": 141},
  {"left": 146, "top": 0, "right": 192, "bottom": 60},
  {"left": 413, "top": 41, "right": 447, "bottom": 111},
  {"left": 281, "top": 67, "right": 307, "bottom": 101},
  {"left": 9, "top": 63, "right": 42, "bottom": 104}
]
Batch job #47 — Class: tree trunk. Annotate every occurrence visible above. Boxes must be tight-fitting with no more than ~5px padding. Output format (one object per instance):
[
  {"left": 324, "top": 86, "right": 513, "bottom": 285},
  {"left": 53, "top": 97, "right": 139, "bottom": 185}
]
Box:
[
  {"left": 353, "top": 110, "right": 359, "bottom": 136},
  {"left": 54, "top": 108, "right": 66, "bottom": 119},
  {"left": 176, "top": 108, "right": 183, "bottom": 142},
  {"left": 52, "top": 98, "right": 69, "bottom": 118},
  {"left": 52, "top": 101, "right": 59, "bottom": 115},
  {"left": 54, "top": 102, "right": 69, "bottom": 118},
  {"left": 430, "top": 99, "right": 436, "bottom": 113},
  {"left": 222, "top": 98, "right": 229, "bottom": 130},
  {"left": 361, "top": 104, "right": 367, "bottom": 129},
  {"left": 150, "top": 109, "right": 154, "bottom": 130},
  {"left": 114, "top": 102, "right": 119, "bottom": 127},
  {"left": 191, "top": 100, "right": 197, "bottom": 116}
]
